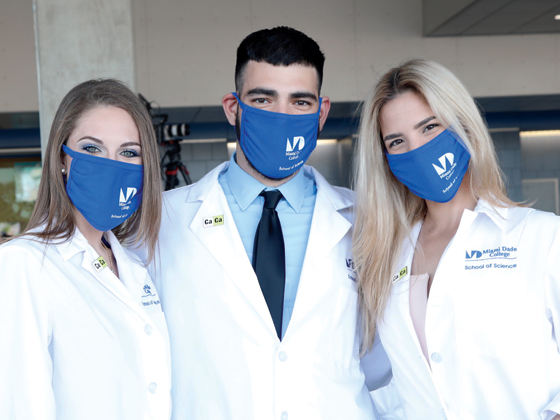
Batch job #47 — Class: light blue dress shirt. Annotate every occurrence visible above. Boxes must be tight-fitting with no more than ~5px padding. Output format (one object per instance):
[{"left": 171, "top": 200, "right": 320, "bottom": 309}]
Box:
[{"left": 218, "top": 153, "right": 316, "bottom": 338}]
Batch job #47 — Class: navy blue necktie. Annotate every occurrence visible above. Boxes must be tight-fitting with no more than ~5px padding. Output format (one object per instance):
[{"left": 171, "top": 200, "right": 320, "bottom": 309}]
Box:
[{"left": 252, "top": 190, "right": 285, "bottom": 340}]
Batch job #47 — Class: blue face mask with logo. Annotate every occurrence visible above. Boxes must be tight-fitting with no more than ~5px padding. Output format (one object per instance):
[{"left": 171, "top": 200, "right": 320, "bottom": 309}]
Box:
[
  {"left": 62, "top": 145, "right": 143, "bottom": 231},
  {"left": 385, "top": 129, "right": 471, "bottom": 203},
  {"left": 233, "top": 92, "right": 322, "bottom": 179}
]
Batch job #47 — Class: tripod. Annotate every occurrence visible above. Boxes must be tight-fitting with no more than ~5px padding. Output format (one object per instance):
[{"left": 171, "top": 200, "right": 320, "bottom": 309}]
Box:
[{"left": 160, "top": 140, "right": 192, "bottom": 190}]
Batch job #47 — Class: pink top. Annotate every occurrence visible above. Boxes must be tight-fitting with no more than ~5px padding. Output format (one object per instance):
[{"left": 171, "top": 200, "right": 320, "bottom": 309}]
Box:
[{"left": 409, "top": 273, "right": 430, "bottom": 365}]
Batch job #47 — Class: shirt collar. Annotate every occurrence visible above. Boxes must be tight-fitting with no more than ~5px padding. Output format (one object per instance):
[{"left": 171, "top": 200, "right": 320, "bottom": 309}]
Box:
[{"left": 224, "top": 152, "right": 307, "bottom": 212}]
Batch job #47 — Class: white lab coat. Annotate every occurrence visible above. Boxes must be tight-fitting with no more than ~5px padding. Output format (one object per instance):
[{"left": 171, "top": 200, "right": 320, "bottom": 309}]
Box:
[
  {"left": 150, "top": 162, "right": 380, "bottom": 420},
  {"left": 0, "top": 228, "right": 171, "bottom": 420},
  {"left": 378, "top": 200, "right": 560, "bottom": 420}
]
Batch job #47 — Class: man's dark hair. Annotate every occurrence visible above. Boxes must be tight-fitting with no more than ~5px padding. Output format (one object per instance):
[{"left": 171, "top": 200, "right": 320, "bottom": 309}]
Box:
[{"left": 235, "top": 26, "right": 325, "bottom": 93}]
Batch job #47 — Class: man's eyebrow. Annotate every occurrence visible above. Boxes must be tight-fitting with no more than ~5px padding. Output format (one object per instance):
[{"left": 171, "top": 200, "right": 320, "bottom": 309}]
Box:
[
  {"left": 290, "top": 91, "right": 318, "bottom": 101},
  {"left": 246, "top": 88, "right": 278, "bottom": 97},
  {"left": 413, "top": 116, "right": 436, "bottom": 130}
]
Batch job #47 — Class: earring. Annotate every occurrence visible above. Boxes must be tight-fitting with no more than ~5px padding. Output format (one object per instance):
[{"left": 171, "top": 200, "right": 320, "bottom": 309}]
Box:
[{"left": 61, "top": 168, "right": 66, "bottom": 174}]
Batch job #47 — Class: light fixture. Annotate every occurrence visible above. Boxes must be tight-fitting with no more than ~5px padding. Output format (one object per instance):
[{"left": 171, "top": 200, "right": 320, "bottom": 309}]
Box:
[
  {"left": 555, "top": 14, "right": 560, "bottom": 20},
  {"left": 520, "top": 130, "right": 560, "bottom": 137},
  {"left": 317, "top": 139, "right": 338, "bottom": 145}
]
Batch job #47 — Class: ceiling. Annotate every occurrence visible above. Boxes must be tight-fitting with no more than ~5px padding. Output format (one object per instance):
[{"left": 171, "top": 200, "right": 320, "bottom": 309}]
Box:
[{"left": 424, "top": 0, "right": 560, "bottom": 36}]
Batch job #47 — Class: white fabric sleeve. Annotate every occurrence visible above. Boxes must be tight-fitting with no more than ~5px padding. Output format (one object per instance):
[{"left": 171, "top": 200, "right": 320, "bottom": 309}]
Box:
[
  {"left": 0, "top": 244, "right": 56, "bottom": 420},
  {"left": 361, "top": 329, "right": 393, "bottom": 391},
  {"left": 542, "top": 231, "right": 560, "bottom": 420}
]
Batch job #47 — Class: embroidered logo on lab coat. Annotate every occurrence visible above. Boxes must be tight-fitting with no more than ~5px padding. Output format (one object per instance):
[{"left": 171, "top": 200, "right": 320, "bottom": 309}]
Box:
[
  {"left": 465, "top": 245, "right": 518, "bottom": 270},
  {"left": 142, "top": 284, "right": 155, "bottom": 297},
  {"left": 346, "top": 258, "right": 356, "bottom": 282},
  {"left": 141, "top": 284, "right": 161, "bottom": 307}
]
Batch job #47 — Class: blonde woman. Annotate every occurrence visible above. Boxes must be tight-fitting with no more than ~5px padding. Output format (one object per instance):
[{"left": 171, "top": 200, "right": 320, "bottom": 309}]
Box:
[
  {"left": 0, "top": 79, "right": 170, "bottom": 420},
  {"left": 354, "top": 58, "right": 560, "bottom": 419}
]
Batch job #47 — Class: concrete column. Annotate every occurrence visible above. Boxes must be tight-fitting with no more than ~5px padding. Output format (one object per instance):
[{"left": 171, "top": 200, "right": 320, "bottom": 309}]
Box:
[
  {"left": 491, "top": 129, "right": 523, "bottom": 202},
  {"left": 33, "top": 0, "right": 135, "bottom": 158}
]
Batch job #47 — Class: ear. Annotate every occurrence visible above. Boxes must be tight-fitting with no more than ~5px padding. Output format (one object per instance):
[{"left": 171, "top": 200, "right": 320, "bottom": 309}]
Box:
[
  {"left": 222, "top": 93, "right": 239, "bottom": 126},
  {"left": 60, "top": 149, "right": 67, "bottom": 172},
  {"left": 318, "top": 96, "right": 331, "bottom": 131}
]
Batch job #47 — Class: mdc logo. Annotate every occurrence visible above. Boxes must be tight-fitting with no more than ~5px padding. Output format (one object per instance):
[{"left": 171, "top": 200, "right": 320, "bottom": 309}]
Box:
[
  {"left": 286, "top": 136, "right": 305, "bottom": 152},
  {"left": 432, "top": 153, "right": 454, "bottom": 176},
  {"left": 119, "top": 187, "right": 138, "bottom": 205},
  {"left": 466, "top": 250, "right": 482, "bottom": 259}
]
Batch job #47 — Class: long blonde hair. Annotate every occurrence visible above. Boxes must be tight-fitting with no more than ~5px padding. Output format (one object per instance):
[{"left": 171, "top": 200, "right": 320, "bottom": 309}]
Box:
[
  {"left": 353, "top": 58, "right": 515, "bottom": 350},
  {"left": 13, "top": 79, "right": 161, "bottom": 262}
]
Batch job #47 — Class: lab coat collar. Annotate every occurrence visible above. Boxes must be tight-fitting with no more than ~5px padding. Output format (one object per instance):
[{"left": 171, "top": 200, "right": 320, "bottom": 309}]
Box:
[
  {"left": 470, "top": 199, "right": 509, "bottom": 231},
  {"left": 55, "top": 227, "right": 91, "bottom": 261},
  {"left": 54, "top": 227, "right": 155, "bottom": 325},
  {"left": 302, "top": 165, "right": 353, "bottom": 212}
]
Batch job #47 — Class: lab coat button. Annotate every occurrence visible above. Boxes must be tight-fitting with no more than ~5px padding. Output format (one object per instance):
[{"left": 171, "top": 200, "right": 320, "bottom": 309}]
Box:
[
  {"left": 278, "top": 351, "right": 288, "bottom": 362},
  {"left": 144, "top": 324, "right": 153, "bottom": 335},
  {"left": 431, "top": 352, "right": 442, "bottom": 363},
  {"left": 281, "top": 411, "right": 288, "bottom": 420},
  {"left": 148, "top": 382, "right": 157, "bottom": 394}
]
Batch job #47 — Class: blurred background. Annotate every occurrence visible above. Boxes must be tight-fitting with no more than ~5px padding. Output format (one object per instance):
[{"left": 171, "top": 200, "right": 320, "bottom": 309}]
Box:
[{"left": 2, "top": 0, "right": 560, "bottom": 236}]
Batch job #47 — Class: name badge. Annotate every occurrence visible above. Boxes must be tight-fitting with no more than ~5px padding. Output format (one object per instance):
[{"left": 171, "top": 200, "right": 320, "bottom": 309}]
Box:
[
  {"left": 92, "top": 256, "right": 108, "bottom": 272},
  {"left": 392, "top": 266, "right": 408, "bottom": 283},
  {"left": 203, "top": 215, "right": 224, "bottom": 228}
]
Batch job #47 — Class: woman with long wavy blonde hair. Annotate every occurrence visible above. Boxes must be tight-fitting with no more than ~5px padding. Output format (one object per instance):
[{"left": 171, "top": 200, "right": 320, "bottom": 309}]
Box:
[{"left": 354, "top": 58, "right": 560, "bottom": 419}]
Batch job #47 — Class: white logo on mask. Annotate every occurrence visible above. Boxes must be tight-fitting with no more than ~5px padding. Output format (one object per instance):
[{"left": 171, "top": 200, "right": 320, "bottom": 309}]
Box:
[
  {"left": 286, "top": 136, "right": 305, "bottom": 152},
  {"left": 119, "top": 187, "right": 138, "bottom": 206},
  {"left": 432, "top": 153, "right": 455, "bottom": 177}
]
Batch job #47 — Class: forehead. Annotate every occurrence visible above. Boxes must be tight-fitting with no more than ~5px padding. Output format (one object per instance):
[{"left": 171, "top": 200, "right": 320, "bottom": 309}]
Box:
[
  {"left": 69, "top": 105, "right": 139, "bottom": 142},
  {"left": 241, "top": 61, "right": 320, "bottom": 95},
  {"left": 380, "top": 91, "right": 434, "bottom": 130}
]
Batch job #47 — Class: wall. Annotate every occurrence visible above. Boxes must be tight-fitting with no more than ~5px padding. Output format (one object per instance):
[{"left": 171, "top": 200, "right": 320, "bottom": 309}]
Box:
[{"left": 2, "top": 0, "right": 560, "bottom": 113}]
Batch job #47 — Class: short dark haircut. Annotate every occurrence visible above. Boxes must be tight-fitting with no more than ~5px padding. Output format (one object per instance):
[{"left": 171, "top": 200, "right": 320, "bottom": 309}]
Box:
[{"left": 235, "top": 26, "right": 325, "bottom": 93}]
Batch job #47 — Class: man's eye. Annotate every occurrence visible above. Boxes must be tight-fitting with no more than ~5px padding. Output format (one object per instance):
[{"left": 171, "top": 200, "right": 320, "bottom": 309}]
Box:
[{"left": 295, "top": 100, "right": 310, "bottom": 106}]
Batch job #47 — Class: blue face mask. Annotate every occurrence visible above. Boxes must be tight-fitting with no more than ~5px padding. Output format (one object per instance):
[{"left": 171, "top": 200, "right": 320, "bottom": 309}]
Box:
[
  {"left": 62, "top": 145, "right": 143, "bottom": 231},
  {"left": 233, "top": 92, "right": 322, "bottom": 179},
  {"left": 385, "top": 129, "right": 471, "bottom": 203}
]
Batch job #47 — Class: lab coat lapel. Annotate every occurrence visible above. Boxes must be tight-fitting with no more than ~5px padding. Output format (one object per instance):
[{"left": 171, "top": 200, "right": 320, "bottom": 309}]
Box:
[
  {"left": 295, "top": 168, "right": 353, "bottom": 308},
  {"left": 59, "top": 234, "right": 154, "bottom": 325},
  {"left": 391, "top": 224, "right": 430, "bottom": 364},
  {"left": 188, "top": 177, "right": 275, "bottom": 330}
]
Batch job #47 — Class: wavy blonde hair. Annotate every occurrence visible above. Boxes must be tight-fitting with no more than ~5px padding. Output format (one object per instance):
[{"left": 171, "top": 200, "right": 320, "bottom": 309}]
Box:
[
  {"left": 353, "top": 58, "right": 516, "bottom": 351},
  {"left": 9, "top": 79, "right": 161, "bottom": 262}
]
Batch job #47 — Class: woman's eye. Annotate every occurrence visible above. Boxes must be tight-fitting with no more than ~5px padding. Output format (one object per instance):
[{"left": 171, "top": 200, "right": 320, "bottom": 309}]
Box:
[
  {"left": 83, "top": 144, "right": 101, "bottom": 153},
  {"left": 423, "top": 123, "right": 439, "bottom": 133},
  {"left": 389, "top": 139, "right": 403, "bottom": 148},
  {"left": 121, "top": 149, "right": 140, "bottom": 158}
]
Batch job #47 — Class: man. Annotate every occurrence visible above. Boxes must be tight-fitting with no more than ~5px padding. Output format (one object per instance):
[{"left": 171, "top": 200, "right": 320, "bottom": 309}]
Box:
[{"left": 151, "top": 26, "right": 390, "bottom": 419}]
